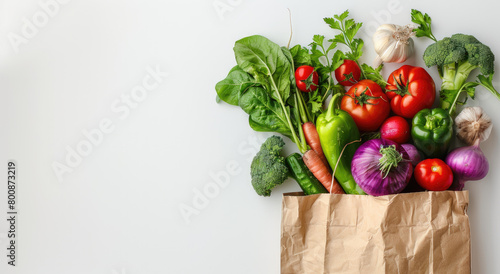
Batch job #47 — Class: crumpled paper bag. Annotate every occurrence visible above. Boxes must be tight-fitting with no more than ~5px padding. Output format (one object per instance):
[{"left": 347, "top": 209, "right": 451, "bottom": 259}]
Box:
[{"left": 281, "top": 191, "right": 470, "bottom": 274}]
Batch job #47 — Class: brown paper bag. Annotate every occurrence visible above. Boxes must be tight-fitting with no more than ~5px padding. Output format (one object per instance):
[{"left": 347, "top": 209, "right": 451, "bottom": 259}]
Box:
[{"left": 281, "top": 191, "right": 470, "bottom": 274}]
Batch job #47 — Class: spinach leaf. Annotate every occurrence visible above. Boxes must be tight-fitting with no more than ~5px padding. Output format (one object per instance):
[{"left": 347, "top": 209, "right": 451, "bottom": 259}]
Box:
[
  {"left": 239, "top": 86, "right": 292, "bottom": 138},
  {"left": 233, "top": 35, "right": 291, "bottom": 103},
  {"left": 280, "top": 46, "right": 297, "bottom": 90},
  {"left": 289, "top": 45, "right": 311, "bottom": 67},
  {"left": 215, "top": 66, "right": 257, "bottom": 106}
]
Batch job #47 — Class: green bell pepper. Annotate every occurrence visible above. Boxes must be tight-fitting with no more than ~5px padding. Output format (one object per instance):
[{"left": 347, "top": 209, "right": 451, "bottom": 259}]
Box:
[
  {"left": 286, "top": 153, "right": 328, "bottom": 195},
  {"left": 316, "top": 93, "right": 365, "bottom": 195},
  {"left": 411, "top": 108, "right": 453, "bottom": 159}
]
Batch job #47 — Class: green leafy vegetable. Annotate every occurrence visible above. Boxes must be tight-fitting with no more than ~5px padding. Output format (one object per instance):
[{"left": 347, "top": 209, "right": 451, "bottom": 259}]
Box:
[
  {"left": 215, "top": 35, "right": 309, "bottom": 153},
  {"left": 309, "top": 36, "right": 337, "bottom": 99},
  {"left": 361, "top": 63, "right": 387, "bottom": 88},
  {"left": 239, "top": 86, "right": 293, "bottom": 139},
  {"left": 411, "top": 9, "right": 437, "bottom": 42},
  {"left": 308, "top": 35, "right": 342, "bottom": 120},
  {"left": 322, "top": 10, "right": 376, "bottom": 83},
  {"left": 215, "top": 66, "right": 258, "bottom": 106},
  {"left": 234, "top": 35, "right": 292, "bottom": 101},
  {"left": 289, "top": 44, "right": 312, "bottom": 67},
  {"left": 324, "top": 10, "right": 364, "bottom": 62},
  {"left": 233, "top": 35, "right": 302, "bottom": 147}
]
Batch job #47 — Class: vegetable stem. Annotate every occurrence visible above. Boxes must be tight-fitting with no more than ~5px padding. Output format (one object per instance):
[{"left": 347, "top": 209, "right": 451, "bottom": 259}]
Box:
[
  {"left": 318, "top": 42, "right": 334, "bottom": 105},
  {"left": 356, "top": 60, "right": 367, "bottom": 80},
  {"left": 271, "top": 79, "right": 304, "bottom": 152},
  {"left": 325, "top": 93, "right": 342, "bottom": 121},
  {"left": 287, "top": 8, "right": 293, "bottom": 49},
  {"left": 294, "top": 92, "right": 308, "bottom": 151},
  {"left": 447, "top": 82, "right": 477, "bottom": 116},
  {"left": 297, "top": 90, "right": 312, "bottom": 123},
  {"left": 378, "top": 145, "right": 403, "bottom": 178},
  {"left": 477, "top": 75, "right": 500, "bottom": 101}
]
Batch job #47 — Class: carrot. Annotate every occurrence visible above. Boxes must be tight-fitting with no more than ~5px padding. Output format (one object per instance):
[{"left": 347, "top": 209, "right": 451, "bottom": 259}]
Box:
[
  {"left": 302, "top": 122, "right": 330, "bottom": 169},
  {"left": 302, "top": 150, "right": 344, "bottom": 194}
]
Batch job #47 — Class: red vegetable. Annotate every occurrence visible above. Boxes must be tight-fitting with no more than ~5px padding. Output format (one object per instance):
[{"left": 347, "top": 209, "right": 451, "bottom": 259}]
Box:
[
  {"left": 335, "top": 59, "right": 361, "bottom": 86},
  {"left": 380, "top": 116, "right": 410, "bottom": 144},
  {"left": 414, "top": 159, "right": 453, "bottom": 191},
  {"left": 385, "top": 65, "right": 436, "bottom": 119},
  {"left": 302, "top": 150, "right": 344, "bottom": 194},
  {"left": 295, "top": 65, "right": 318, "bottom": 92},
  {"left": 341, "top": 79, "right": 390, "bottom": 132},
  {"left": 302, "top": 122, "right": 329, "bottom": 169}
]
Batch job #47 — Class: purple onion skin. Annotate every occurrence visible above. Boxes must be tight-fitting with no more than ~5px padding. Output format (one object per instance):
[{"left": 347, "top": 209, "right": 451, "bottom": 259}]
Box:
[
  {"left": 448, "top": 177, "right": 465, "bottom": 191},
  {"left": 446, "top": 143, "right": 489, "bottom": 190},
  {"left": 400, "top": 143, "right": 421, "bottom": 167},
  {"left": 352, "top": 138, "right": 413, "bottom": 196}
]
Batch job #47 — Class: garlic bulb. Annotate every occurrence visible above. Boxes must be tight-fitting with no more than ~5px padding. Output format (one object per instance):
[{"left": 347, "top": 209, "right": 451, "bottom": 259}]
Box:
[
  {"left": 373, "top": 24, "right": 416, "bottom": 66},
  {"left": 455, "top": 107, "right": 493, "bottom": 146}
]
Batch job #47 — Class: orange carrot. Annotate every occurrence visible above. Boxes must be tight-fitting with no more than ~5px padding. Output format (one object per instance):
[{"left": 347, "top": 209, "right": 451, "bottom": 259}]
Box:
[
  {"left": 302, "top": 122, "right": 330, "bottom": 169},
  {"left": 303, "top": 150, "right": 344, "bottom": 194}
]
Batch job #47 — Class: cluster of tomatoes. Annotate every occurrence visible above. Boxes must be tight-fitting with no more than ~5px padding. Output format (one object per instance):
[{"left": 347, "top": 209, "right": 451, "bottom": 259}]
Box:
[{"left": 295, "top": 61, "right": 454, "bottom": 192}]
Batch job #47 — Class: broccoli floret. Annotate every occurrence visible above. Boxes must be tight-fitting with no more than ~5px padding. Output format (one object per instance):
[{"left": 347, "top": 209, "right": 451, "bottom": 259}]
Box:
[
  {"left": 250, "top": 135, "right": 289, "bottom": 196},
  {"left": 423, "top": 37, "right": 464, "bottom": 68},
  {"left": 465, "top": 43, "right": 495, "bottom": 75},
  {"left": 423, "top": 33, "right": 499, "bottom": 114},
  {"left": 451, "top": 33, "right": 480, "bottom": 46}
]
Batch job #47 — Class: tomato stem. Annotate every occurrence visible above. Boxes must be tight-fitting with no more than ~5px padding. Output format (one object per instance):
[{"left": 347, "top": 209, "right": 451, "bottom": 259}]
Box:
[
  {"left": 390, "top": 74, "right": 410, "bottom": 96},
  {"left": 300, "top": 71, "right": 319, "bottom": 92},
  {"left": 347, "top": 87, "right": 383, "bottom": 107}
]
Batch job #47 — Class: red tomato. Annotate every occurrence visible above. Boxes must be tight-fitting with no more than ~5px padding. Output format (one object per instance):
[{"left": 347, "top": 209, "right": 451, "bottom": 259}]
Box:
[
  {"left": 380, "top": 116, "right": 410, "bottom": 144},
  {"left": 385, "top": 65, "right": 436, "bottom": 119},
  {"left": 295, "top": 65, "right": 318, "bottom": 92},
  {"left": 414, "top": 159, "right": 453, "bottom": 191},
  {"left": 335, "top": 59, "right": 361, "bottom": 86},
  {"left": 341, "top": 79, "right": 390, "bottom": 132}
]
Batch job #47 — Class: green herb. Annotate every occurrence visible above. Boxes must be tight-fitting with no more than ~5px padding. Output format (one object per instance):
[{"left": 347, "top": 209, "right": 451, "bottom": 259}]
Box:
[
  {"left": 411, "top": 9, "right": 437, "bottom": 42},
  {"left": 361, "top": 64, "right": 388, "bottom": 89},
  {"left": 324, "top": 10, "right": 364, "bottom": 62},
  {"left": 308, "top": 34, "right": 340, "bottom": 120}
]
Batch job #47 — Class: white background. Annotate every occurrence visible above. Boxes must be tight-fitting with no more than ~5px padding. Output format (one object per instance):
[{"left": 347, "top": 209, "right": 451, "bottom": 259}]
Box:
[{"left": 0, "top": 0, "right": 499, "bottom": 273}]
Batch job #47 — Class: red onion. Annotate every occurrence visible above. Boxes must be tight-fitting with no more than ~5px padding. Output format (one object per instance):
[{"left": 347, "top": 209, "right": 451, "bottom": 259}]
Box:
[
  {"left": 400, "top": 143, "right": 421, "bottom": 167},
  {"left": 445, "top": 139, "right": 489, "bottom": 190},
  {"left": 351, "top": 138, "right": 413, "bottom": 196}
]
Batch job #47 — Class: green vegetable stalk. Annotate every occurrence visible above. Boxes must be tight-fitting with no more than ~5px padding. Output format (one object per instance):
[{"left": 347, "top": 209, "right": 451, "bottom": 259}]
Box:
[
  {"left": 411, "top": 108, "right": 453, "bottom": 159},
  {"left": 286, "top": 153, "right": 327, "bottom": 195},
  {"left": 316, "top": 94, "right": 365, "bottom": 195}
]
